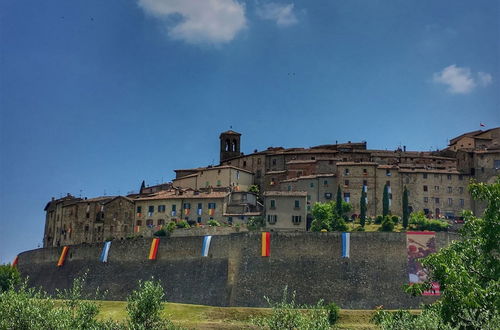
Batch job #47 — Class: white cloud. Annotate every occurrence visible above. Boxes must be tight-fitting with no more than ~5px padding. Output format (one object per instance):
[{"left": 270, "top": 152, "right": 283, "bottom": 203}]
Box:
[
  {"left": 137, "top": 0, "right": 247, "bottom": 45},
  {"left": 433, "top": 65, "right": 493, "bottom": 94},
  {"left": 256, "top": 3, "right": 298, "bottom": 27},
  {"left": 477, "top": 72, "right": 493, "bottom": 87}
]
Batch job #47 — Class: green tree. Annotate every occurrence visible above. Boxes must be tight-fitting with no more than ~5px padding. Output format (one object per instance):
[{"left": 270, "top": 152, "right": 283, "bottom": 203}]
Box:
[
  {"left": 360, "top": 187, "right": 367, "bottom": 227},
  {"left": 335, "top": 185, "right": 343, "bottom": 217},
  {"left": 0, "top": 264, "right": 20, "bottom": 292},
  {"left": 402, "top": 186, "right": 409, "bottom": 229},
  {"left": 248, "top": 185, "right": 260, "bottom": 194},
  {"left": 310, "top": 202, "right": 333, "bottom": 231},
  {"left": 382, "top": 184, "right": 390, "bottom": 217},
  {"left": 375, "top": 179, "right": 500, "bottom": 329}
]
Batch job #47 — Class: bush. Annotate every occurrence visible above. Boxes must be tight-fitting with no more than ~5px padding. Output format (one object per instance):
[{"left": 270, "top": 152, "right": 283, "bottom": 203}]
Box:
[
  {"left": 247, "top": 216, "right": 265, "bottom": 230},
  {"left": 126, "top": 279, "right": 176, "bottom": 330},
  {"left": 154, "top": 228, "right": 167, "bottom": 237},
  {"left": 0, "top": 265, "right": 20, "bottom": 292},
  {"left": 252, "top": 287, "right": 331, "bottom": 330},
  {"left": 375, "top": 215, "right": 384, "bottom": 224},
  {"left": 391, "top": 215, "right": 399, "bottom": 224},
  {"left": 165, "top": 221, "right": 176, "bottom": 233},
  {"left": 325, "top": 302, "right": 340, "bottom": 325},
  {"left": 0, "top": 275, "right": 120, "bottom": 329},
  {"left": 380, "top": 216, "right": 395, "bottom": 232},
  {"left": 410, "top": 212, "right": 449, "bottom": 231},
  {"left": 353, "top": 226, "right": 365, "bottom": 232},
  {"left": 207, "top": 220, "right": 221, "bottom": 227},
  {"left": 176, "top": 220, "right": 190, "bottom": 229}
]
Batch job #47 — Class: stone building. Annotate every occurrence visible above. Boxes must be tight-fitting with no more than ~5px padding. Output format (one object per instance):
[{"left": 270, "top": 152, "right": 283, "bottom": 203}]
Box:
[
  {"left": 172, "top": 165, "right": 254, "bottom": 191},
  {"left": 263, "top": 191, "right": 308, "bottom": 231}
]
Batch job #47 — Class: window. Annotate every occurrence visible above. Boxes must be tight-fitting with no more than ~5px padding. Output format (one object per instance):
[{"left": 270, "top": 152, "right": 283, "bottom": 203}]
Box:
[
  {"left": 447, "top": 186, "right": 452, "bottom": 193},
  {"left": 386, "top": 169, "right": 391, "bottom": 176},
  {"left": 424, "top": 197, "right": 428, "bottom": 203},
  {"left": 197, "top": 217, "right": 202, "bottom": 223},
  {"left": 344, "top": 180, "right": 349, "bottom": 187},
  {"left": 183, "top": 203, "right": 191, "bottom": 209},
  {"left": 294, "top": 200, "right": 300, "bottom": 209},
  {"left": 136, "top": 206, "right": 142, "bottom": 214},
  {"left": 310, "top": 182, "right": 314, "bottom": 188},
  {"left": 324, "top": 180, "right": 328, "bottom": 186},
  {"left": 236, "top": 170, "right": 240, "bottom": 179},
  {"left": 344, "top": 192, "right": 350, "bottom": 203},
  {"left": 216, "top": 180, "right": 221, "bottom": 187},
  {"left": 324, "top": 193, "right": 332, "bottom": 199},
  {"left": 344, "top": 168, "right": 350, "bottom": 175},
  {"left": 494, "top": 160, "right": 500, "bottom": 170},
  {"left": 267, "top": 214, "right": 277, "bottom": 224},
  {"left": 435, "top": 198, "right": 440, "bottom": 204},
  {"left": 158, "top": 219, "right": 165, "bottom": 226},
  {"left": 243, "top": 161, "right": 247, "bottom": 167},
  {"left": 460, "top": 199, "right": 464, "bottom": 207},
  {"left": 270, "top": 200, "right": 276, "bottom": 209},
  {"left": 423, "top": 173, "right": 428, "bottom": 179},
  {"left": 272, "top": 159, "right": 277, "bottom": 166},
  {"left": 459, "top": 187, "right": 464, "bottom": 194},
  {"left": 205, "top": 181, "right": 210, "bottom": 188},
  {"left": 292, "top": 215, "right": 302, "bottom": 224},
  {"left": 146, "top": 219, "right": 154, "bottom": 227},
  {"left": 481, "top": 167, "right": 484, "bottom": 173},
  {"left": 158, "top": 205, "right": 166, "bottom": 213},
  {"left": 256, "top": 170, "right": 262, "bottom": 178},
  {"left": 208, "top": 203, "right": 216, "bottom": 209},
  {"left": 270, "top": 178, "right": 276, "bottom": 185},
  {"left": 448, "top": 198, "right": 453, "bottom": 206},
  {"left": 434, "top": 186, "right": 439, "bottom": 191},
  {"left": 287, "top": 185, "right": 291, "bottom": 191},
  {"left": 148, "top": 205, "right": 154, "bottom": 216},
  {"left": 136, "top": 220, "right": 142, "bottom": 226},
  {"left": 363, "top": 168, "right": 367, "bottom": 175},
  {"left": 447, "top": 174, "right": 452, "bottom": 180},
  {"left": 307, "top": 195, "right": 311, "bottom": 201}
]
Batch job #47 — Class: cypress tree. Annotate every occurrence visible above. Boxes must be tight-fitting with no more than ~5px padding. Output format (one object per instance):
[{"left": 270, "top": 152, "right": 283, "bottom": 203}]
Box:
[
  {"left": 382, "top": 184, "right": 390, "bottom": 217},
  {"left": 336, "top": 185, "right": 343, "bottom": 217},
  {"left": 360, "top": 186, "right": 367, "bottom": 227},
  {"left": 402, "top": 186, "right": 409, "bottom": 229}
]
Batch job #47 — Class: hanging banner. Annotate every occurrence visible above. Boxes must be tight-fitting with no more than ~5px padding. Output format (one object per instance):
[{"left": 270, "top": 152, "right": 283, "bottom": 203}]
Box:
[
  {"left": 342, "top": 232, "right": 350, "bottom": 258},
  {"left": 100, "top": 241, "right": 112, "bottom": 263},
  {"left": 148, "top": 238, "right": 160, "bottom": 260},
  {"left": 134, "top": 225, "right": 141, "bottom": 233},
  {"left": 208, "top": 208, "right": 215, "bottom": 216},
  {"left": 407, "top": 232, "right": 440, "bottom": 295},
  {"left": 261, "top": 232, "right": 270, "bottom": 257},
  {"left": 202, "top": 235, "right": 212, "bottom": 257},
  {"left": 57, "top": 246, "right": 69, "bottom": 267},
  {"left": 12, "top": 256, "right": 19, "bottom": 268}
]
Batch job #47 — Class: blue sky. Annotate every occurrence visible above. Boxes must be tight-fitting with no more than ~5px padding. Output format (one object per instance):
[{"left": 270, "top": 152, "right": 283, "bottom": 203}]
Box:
[{"left": 1, "top": 0, "right": 498, "bottom": 263}]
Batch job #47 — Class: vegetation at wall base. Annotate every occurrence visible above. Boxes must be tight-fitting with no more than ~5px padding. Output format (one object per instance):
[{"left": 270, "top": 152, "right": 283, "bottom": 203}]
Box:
[
  {"left": 207, "top": 219, "right": 221, "bottom": 227},
  {"left": 247, "top": 216, "right": 265, "bottom": 230},
  {"left": 0, "top": 264, "right": 20, "bottom": 292},
  {"left": 373, "top": 179, "right": 500, "bottom": 329},
  {"left": 251, "top": 287, "right": 333, "bottom": 330}
]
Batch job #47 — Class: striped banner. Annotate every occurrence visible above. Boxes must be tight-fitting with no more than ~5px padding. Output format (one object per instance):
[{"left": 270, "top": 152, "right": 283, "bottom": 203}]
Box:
[
  {"left": 342, "top": 232, "right": 350, "bottom": 258},
  {"left": 261, "top": 232, "right": 270, "bottom": 257},
  {"left": 208, "top": 208, "right": 215, "bottom": 216},
  {"left": 134, "top": 225, "right": 141, "bottom": 233},
  {"left": 100, "top": 241, "right": 111, "bottom": 263},
  {"left": 202, "top": 235, "right": 212, "bottom": 257},
  {"left": 148, "top": 238, "right": 160, "bottom": 260},
  {"left": 197, "top": 208, "right": 202, "bottom": 216},
  {"left": 12, "top": 256, "right": 19, "bottom": 268},
  {"left": 57, "top": 246, "right": 69, "bottom": 267},
  {"left": 184, "top": 209, "right": 190, "bottom": 216}
]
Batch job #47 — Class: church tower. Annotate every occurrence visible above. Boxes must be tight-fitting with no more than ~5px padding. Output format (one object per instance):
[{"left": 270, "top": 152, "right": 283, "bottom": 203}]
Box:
[{"left": 219, "top": 130, "right": 241, "bottom": 163}]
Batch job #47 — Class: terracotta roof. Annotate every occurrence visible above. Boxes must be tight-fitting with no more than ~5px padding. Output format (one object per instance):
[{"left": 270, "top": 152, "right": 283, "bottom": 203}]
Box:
[
  {"left": 220, "top": 130, "right": 241, "bottom": 136},
  {"left": 263, "top": 191, "right": 308, "bottom": 197},
  {"left": 78, "top": 196, "right": 116, "bottom": 203},
  {"left": 223, "top": 212, "right": 262, "bottom": 217},
  {"left": 174, "top": 165, "right": 253, "bottom": 175},
  {"left": 336, "top": 162, "right": 378, "bottom": 166},
  {"left": 281, "top": 174, "right": 336, "bottom": 183},
  {"left": 266, "top": 170, "right": 287, "bottom": 174},
  {"left": 286, "top": 159, "right": 318, "bottom": 164},
  {"left": 449, "top": 130, "right": 483, "bottom": 145},
  {"left": 136, "top": 190, "right": 229, "bottom": 201},
  {"left": 399, "top": 169, "right": 462, "bottom": 174}
]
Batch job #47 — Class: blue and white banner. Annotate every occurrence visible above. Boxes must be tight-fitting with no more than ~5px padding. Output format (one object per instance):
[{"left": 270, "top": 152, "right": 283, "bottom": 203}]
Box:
[
  {"left": 100, "top": 241, "right": 111, "bottom": 262},
  {"left": 202, "top": 235, "right": 212, "bottom": 257},
  {"left": 341, "top": 232, "right": 350, "bottom": 258}
]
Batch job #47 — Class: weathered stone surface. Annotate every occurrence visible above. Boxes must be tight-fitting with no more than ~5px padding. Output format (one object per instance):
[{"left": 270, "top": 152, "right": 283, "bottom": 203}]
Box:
[{"left": 18, "top": 232, "right": 456, "bottom": 308}]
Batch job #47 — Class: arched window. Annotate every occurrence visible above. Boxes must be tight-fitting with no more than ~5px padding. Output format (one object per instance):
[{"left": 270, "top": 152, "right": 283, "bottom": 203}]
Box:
[
  {"left": 225, "top": 139, "right": 230, "bottom": 151},
  {"left": 232, "top": 139, "right": 237, "bottom": 152}
]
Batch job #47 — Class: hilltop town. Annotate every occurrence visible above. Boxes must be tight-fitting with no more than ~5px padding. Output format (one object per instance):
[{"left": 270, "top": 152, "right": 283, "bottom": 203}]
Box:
[{"left": 43, "top": 127, "right": 500, "bottom": 247}]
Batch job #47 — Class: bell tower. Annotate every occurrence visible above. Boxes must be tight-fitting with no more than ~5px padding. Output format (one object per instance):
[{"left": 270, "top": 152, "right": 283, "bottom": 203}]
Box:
[{"left": 219, "top": 130, "right": 241, "bottom": 163}]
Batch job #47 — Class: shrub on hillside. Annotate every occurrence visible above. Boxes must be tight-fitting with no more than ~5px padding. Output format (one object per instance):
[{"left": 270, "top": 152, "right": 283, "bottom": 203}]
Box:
[
  {"left": 207, "top": 220, "right": 221, "bottom": 227},
  {"left": 380, "top": 216, "right": 395, "bottom": 232},
  {"left": 247, "top": 216, "right": 265, "bottom": 230},
  {"left": 410, "top": 212, "right": 449, "bottom": 231},
  {"left": 154, "top": 228, "right": 167, "bottom": 237},
  {"left": 0, "top": 264, "right": 20, "bottom": 292},
  {"left": 391, "top": 215, "right": 400, "bottom": 224},
  {"left": 325, "top": 302, "right": 340, "bottom": 325},
  {"left": 375, "top": 215, "right": 384, "bottom": 224},
  {"left": 165, "top": 221, "right": 176, "bottom": 233},
  {"left": 252, "top": 287, "right": 331, "bottom": 330},
  {"left": 176, "top": 220, "right": 190, "bottom": 229}
]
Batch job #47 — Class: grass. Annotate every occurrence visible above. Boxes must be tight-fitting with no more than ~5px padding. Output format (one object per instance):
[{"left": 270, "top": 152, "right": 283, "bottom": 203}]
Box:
[{"left": 96, "top": 300, "right": 380, "bottom": 329}]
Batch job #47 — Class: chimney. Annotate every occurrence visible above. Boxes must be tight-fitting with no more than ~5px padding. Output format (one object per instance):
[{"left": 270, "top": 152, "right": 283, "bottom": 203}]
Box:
[
  {"left": 403, "top": 145, "right": 406, "bottom": 152},
  {"left": 51, "top": 197, "right": 55, "bottom": 201}
]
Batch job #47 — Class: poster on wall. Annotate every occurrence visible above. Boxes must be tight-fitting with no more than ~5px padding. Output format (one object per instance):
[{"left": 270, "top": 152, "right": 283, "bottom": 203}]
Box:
[{"left": 406, "top": 232, "right": 440, "bottom": 296}]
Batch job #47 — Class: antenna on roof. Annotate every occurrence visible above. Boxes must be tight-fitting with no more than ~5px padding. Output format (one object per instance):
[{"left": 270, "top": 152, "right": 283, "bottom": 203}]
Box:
[{"left": 230, "top": 125, "right": 233, "bottom": 129}]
